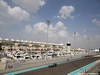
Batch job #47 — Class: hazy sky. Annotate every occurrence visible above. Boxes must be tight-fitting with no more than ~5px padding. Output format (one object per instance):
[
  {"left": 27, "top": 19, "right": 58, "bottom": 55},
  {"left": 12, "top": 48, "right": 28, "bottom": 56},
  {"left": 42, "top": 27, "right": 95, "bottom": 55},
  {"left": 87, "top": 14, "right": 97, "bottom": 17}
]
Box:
[{"left": 0, "top": 0, "right": 100, "bottom": 49}]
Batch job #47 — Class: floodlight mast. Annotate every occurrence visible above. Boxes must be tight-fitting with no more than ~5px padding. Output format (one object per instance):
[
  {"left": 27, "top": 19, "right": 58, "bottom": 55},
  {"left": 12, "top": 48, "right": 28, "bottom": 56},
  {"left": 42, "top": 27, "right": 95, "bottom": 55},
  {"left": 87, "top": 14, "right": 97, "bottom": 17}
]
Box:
[
  {"left": 74, "top": 32, "right": 76, "bottom": 51},
  {"left": 87, "top": 37, "right": 89, "bottom": 54},
  {"left": 46, "top": 20, "right": 51, "bottom": 61},
  {"left": 46, "top": 20, "right": 51, "bottom": 44}
]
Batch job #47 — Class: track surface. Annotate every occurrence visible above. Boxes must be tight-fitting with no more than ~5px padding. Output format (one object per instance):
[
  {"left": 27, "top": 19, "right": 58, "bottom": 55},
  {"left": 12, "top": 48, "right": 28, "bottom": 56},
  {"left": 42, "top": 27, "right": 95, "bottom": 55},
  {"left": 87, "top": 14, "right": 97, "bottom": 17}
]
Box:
[{"left": 16, "top": 57, "right": 100, "bottom": 75}]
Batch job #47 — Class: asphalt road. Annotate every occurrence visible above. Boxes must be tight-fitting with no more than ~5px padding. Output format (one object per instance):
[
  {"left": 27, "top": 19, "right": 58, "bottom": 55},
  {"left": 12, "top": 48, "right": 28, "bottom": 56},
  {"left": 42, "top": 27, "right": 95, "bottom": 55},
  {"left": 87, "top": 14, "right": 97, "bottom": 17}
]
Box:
[{"left": 16, "top": 57, "right": 100, "bottom": 75}]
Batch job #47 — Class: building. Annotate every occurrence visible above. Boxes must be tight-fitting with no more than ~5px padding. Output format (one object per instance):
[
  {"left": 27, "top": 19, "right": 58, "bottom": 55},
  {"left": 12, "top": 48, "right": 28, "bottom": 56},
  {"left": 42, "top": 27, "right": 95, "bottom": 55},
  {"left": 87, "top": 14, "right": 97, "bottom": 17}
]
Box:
[{"left": 0, "top": 38, "right": 65, "bottom": 51}]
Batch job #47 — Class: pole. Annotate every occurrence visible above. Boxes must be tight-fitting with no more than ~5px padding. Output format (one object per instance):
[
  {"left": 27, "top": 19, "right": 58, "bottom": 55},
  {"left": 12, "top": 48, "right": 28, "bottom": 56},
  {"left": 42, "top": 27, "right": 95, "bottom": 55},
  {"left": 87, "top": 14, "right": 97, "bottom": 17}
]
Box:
[
  {"left": 87, "top": 37, "right": 89, "bottom": 54},
  {"left": 74, "top": 32, "right": 76, "bottom": 51},
  {"left": 46, "top": 20, "right": 50, "bottom": 61},
  {"left": 46, "top": 20, "right": 50, "bottom": 44}
]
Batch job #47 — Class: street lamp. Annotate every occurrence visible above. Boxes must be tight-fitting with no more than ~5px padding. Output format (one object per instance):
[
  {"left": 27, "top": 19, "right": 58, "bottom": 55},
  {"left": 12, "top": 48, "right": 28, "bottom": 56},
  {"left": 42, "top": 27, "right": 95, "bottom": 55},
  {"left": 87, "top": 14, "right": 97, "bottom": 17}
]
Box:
[
  {"left": 46, "top": 20, "right": 51, "bottom": 60},
  {"left": 74, "top": 32, "right": 76, "bottom": 51},
  {"left": 46, "top": 20, "right": 51, "bottom": 44},
  {"left": 87, "top": 37, "right": 89, "bottom": 54}
]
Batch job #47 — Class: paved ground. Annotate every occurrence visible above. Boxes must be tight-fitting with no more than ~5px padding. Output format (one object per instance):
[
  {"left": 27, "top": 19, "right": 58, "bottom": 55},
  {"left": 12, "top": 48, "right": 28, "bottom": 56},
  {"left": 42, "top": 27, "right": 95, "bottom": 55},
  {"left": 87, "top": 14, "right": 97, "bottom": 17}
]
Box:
[{"left": 16, "top": 57, "right": 100, "bottom": 75}]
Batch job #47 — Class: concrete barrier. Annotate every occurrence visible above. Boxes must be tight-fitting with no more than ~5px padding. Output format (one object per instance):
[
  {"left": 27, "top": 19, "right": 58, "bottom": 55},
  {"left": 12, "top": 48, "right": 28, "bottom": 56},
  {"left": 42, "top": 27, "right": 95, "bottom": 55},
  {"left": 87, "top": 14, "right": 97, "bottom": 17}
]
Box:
[{"left": 0, "top": 58, "right": 6, "bottom": 70}]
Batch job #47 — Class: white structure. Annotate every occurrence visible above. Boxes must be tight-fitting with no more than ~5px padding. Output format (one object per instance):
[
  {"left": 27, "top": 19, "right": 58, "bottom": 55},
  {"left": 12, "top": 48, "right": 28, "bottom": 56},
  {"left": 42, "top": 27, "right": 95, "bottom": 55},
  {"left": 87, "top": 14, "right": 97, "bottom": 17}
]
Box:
[
  {"left": 67, "top": 42, "right": 71, "bottom": 52},
  {"left": 94, "top": 49, "right": 100, "bottom": 52}
]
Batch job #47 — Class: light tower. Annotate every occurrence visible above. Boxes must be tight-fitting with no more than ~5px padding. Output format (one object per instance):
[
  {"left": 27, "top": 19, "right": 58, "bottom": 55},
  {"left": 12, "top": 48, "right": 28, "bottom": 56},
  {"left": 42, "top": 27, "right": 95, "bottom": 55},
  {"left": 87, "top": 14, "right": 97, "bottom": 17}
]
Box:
[
  {"left": 67, "top": 42, "right": 71, "bottom": 52},
  {"left": 46, "top": 20, "right": 50, "bottom": 61},
  {"left": 87, "top": 37, "right": 89, "bottom": 54}
]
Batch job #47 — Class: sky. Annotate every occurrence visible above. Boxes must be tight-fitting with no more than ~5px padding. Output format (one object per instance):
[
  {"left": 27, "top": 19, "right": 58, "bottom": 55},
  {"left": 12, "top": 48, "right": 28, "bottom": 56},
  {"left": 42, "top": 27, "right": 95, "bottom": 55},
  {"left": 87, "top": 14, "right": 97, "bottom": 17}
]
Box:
[{"left": 0, "top": 0, "right": 100, "bottom": 49}]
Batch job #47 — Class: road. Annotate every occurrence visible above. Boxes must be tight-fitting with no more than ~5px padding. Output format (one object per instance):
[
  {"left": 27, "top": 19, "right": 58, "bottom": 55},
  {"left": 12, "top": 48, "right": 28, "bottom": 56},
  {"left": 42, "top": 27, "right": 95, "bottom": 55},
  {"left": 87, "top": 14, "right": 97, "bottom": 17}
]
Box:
[{"left": 16, "top": 57, "right": 100, "bottom": 75}]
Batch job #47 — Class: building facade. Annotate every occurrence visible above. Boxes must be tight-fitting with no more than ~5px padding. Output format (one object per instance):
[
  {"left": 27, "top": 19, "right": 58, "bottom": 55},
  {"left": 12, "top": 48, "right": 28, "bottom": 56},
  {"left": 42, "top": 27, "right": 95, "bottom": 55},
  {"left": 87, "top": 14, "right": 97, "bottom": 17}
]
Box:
[{"left": 0, "top": 38, "right": 65, "bottom": 51}]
